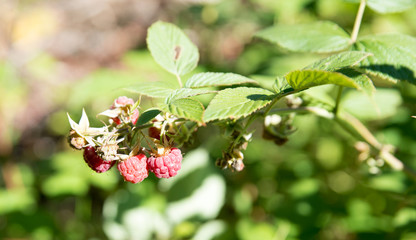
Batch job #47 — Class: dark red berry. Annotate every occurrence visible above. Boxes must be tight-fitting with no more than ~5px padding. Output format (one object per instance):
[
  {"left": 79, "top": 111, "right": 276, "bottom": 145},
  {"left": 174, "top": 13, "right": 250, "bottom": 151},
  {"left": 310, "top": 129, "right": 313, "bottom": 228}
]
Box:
[
  {"left": 148, "top": 127, "right": 162, "bottom": 139},
  {"left": 83, "top": 146, "right": 115, "bottom": 173}
]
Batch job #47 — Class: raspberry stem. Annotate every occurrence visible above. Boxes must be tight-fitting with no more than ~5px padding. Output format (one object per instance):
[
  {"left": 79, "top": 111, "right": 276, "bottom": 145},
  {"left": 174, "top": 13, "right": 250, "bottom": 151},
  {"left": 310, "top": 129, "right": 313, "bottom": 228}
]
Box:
[{"left": 139, "top": 130, "right": 157, "bottom": 153}]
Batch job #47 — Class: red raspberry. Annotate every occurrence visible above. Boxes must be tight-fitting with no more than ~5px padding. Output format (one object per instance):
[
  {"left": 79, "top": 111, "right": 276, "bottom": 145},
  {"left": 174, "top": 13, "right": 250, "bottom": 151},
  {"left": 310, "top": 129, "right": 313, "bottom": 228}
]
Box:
[
  {"left": 117, "top": 154, "right": 148, "bottom": 183},
  {"left": 147, "top": 148, "right": 182, "bottom": 178},
  {"left": 83, "top": 146, "right": 115, "bottom": 173}
]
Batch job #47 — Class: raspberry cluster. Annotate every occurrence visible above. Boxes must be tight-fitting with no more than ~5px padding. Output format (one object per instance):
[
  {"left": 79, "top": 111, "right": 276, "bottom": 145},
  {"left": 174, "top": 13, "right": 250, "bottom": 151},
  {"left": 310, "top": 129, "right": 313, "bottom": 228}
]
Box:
[
  {"left": 215, "top": 121, "right": 252, "bottom": 172},
  {"left": 68, "top": 96, "right": 183, "bottom": 184}
]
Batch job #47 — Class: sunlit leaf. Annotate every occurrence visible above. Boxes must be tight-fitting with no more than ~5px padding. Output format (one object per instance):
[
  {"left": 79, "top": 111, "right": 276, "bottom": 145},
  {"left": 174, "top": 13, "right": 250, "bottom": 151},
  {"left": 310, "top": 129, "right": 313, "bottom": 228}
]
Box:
[
  {"left": 343, "top": 0, "right": 416, "bottom": 13},
  {"left": 255, "top": 21, "right": 351, "bottom": 53},
  {"left": 338, "top": 68, "right": 376, "bottom": 97},
  {"left": 159, "top": 149, "right": 226, "bottom": 223},
  {"left": 285, "top": 70, "right": 359, "bottom": 91},
  {"left": 162, "top": 98, "right": 204, "bottom": 123},
  {"left": 167, "top": 175, "right": 225, "bottom": 223},
  {"left": 185, "top": 72, "right": 258, "bottom": 88},
  {"left": 165, "top": 88, "right": 214, "bottom": 103},
  {"left": 306, "top": 51, "right": 371, "bottom": 71},
  {"left": 126, "top": 82, "right": 177, "bottom": 98},
  {"left": 204, "top": 87, "right": 275, "bottom": 122},
  {"left": 341, "top": 89, "right": 402, "bottom": 120},
  {"left": 354, "top": 34, "right": 416, "bottom": 84},
  {"left": 305, "top": 52, "right": 374, "bottom": 96},
  {"left": 147, "top": 21, "right": 199, "bottom": 76},
  {"left": 366, "top": 0, "right": 416, "bottom": 13}
]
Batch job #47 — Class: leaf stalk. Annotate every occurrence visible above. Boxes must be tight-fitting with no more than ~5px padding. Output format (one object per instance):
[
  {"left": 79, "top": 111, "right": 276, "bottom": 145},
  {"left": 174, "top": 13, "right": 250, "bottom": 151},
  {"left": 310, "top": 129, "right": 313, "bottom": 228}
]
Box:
[
  {"left": 350, "top": 0, "right": 366, "bottom": 44},
  {"left": 333, "top": 86, "right": 344, "bottom": 116}
]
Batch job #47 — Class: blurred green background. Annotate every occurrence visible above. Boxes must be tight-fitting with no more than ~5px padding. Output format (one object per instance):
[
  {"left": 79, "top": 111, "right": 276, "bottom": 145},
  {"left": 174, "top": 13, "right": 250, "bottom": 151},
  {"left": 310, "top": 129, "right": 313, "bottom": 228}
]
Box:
[{"left": 1, "top": 0, "right": 416, "bottom": 239}]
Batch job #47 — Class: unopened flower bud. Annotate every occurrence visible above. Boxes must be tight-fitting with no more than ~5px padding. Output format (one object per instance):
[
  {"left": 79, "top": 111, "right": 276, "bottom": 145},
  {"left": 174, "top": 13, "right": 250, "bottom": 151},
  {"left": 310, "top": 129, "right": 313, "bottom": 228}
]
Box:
[
  {"left": 265, "top": 115, "right": 282, "bottom": 127},
  {"left": 285, "top": 95, "right": 303, "bottom": 108},
  {"left": 231, "top": 159, "right": 245, "bottom": 172},
  {"left": 68, "top": 130, "right": 87, "bottom": 150}
]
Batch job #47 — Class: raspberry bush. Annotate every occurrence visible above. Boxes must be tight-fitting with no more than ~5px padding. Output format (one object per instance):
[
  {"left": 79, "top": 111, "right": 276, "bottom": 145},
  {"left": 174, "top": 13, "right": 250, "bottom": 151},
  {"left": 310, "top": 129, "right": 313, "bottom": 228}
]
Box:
[{"left": 67, "top": 0, "right": 416, "bottom": 183}]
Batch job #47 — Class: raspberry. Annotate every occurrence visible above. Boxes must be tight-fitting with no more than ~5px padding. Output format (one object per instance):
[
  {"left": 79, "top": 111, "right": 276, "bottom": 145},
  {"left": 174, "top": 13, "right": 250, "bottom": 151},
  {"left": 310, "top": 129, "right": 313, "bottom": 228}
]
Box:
[
  {"left": 83, "top": 146, "right": 115, "bottom": 173},
  {"left": 147, "top": 148, "right": 182, "bottom": 178},
  {"left": 112, "top": 96, "right": 134, "bottom": 108},
  {"left": 130, "top": 109, "right": 139, "bottom": 125},
  {"left": 112, "top": 109, "right": 139, "bottom": 125},
  {"left": 117, "top": 154, "right": 149, "bottom": 183},
  {"left": 110, "top": 96, "right": 139, "bottom": 125}
]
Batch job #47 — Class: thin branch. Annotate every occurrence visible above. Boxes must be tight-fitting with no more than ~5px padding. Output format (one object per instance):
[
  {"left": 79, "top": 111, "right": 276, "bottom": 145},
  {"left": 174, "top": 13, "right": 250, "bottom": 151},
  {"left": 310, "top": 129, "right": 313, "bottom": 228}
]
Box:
[
  {"left": 337, "top": 112, "right": 416, "bottom": 180},
  {"left": 381, "top": 151, "right": 416, "bottom": 181},
  {"left": 262, "top": 89, "right": 297, "bottom": 116},
  {"left": 229, "top": 114, "right": 258, "bottom": 151},
  {"left": 176, "top": 74, "right": 183, "bottom": 88},
  {"left": 261, "top": 105, "right": 416, "bottom": 180},
  {"left": 333, "top": 86, "right": 344, "bottom": 116},
  {"left": 350, "top": 0, "right": 366, "bottom": 44},
  {"left": 263, "top": 106, "right": 334, "bottom": 119},
  {"left": 339, "top": 112, "right": 382, "bottom": 149},
  {"left": 135, "top": 123, "right": 153, "bottom": 130}
]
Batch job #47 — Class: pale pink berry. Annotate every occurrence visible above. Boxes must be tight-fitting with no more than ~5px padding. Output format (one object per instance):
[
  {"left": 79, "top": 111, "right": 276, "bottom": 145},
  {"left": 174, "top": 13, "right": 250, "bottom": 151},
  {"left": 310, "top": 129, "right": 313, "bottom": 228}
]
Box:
[
  {"left": 147, "top": 148, "right": 182, "bottom": 178},
  {"left": 110, "top": 96, "right": 139, "bottom": 125},
  {"left": 111, "top": 96, "right": 134, "bottom": 108},
  {"left": 112, "top": 109, "right": 139, "bottom": 125},
  {"left": 117, "top": 154, "right": 148, "bottom": 183}
]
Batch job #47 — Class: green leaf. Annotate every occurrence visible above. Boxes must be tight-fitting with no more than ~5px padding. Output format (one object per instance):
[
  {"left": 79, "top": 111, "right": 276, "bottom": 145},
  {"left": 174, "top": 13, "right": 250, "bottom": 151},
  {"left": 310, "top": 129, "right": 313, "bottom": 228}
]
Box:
[
  {"left": 338, "top": 68, "right": 376, "bottom": 97},
  {"left": 136, "top": 108, "right": 161, "bottom": 126},
  {"left": 343, "top": 0, "right": 416, "bottom": 13},
  {"left": 126, "top": 82, "right": 177, "bottom": 98},
  {"left": 147, "top": 21, "right": 199, "bottom": 76},
  {"left": 162, "top": 98, "right": 204, "bottom": 123},
  {"left": 366, "top": 0, "right": 416, "bottom": 14},
  {"left": 160, "top": 149, "right": 226, "bottom": 223},
  {"left": 354, "top": 34, "right": 416, "bottom": 84},
  {"left": 255, "top": 21, "right": 351, "bottom": 53},
  {"left": 165, "top": 88, "right": 214, "bottom": 103},
  {"left": 273, "top": 76, "right": 291, "bottom": 94},
  {"left": 342, "top": 89, "right": 402, "bottom": 121},
  {"left": 305, "top": 52, "right": 375, "bottom": 96},
  {"left": 42, "top": 174, "right": 89, "bottom": 197},
  {"left": 185, "top": 72, "right": 258, "bottom": 88},
  {"left": 286, "top": 70, "right": 359, "bottom": 91},
  {"left": 0, "top": 189, "right": 34, "bottom": 214},
  {"left": 306, "top": 51, "right": 371, "bottom": 71},
  {"left": 204, "top": 87, "right": 275, "bottom": 122}
]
